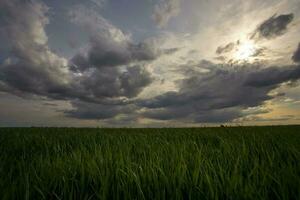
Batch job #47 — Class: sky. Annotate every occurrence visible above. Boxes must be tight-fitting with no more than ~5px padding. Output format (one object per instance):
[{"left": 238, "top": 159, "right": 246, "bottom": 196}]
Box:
[{"left": 0, "top": 0, "right": 300, "bottom": 127}]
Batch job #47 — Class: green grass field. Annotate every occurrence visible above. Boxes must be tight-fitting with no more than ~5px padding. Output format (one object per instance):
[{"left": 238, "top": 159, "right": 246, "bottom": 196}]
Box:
[{"left": 0, "top": 126, "right": 299, "bottom": 200}]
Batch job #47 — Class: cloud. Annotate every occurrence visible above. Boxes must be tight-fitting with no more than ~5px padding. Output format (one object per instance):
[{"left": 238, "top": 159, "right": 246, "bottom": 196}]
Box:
[
  {"left": 0, "top": 1, "right": 153, "bottom": 120},
  {"left": 152, "top": 0, "right": 181, "bottom": 28},
  {"left": 292, "top": 43, "right": 300, "bottom": 63},
  {"left": 65, "top": 100, "right": 135, "bottom": 120},
  {"left": 139, "top": 61, "right": 300, "bottom": 123},
  {"left": 216, "top": 42, "right": 235, "bottom": 54},
  {"left": 73, "top": 65, "right": 153, "bottom": 100},
  {"left": 55, "top": 64, "right": 152, "bottom": 120},
  {"left": 0, "top": 0, "right": 71, "bottom": 98},
  {"left": 76, "top": 40, "right": 158, "bottom": 70},
  {"left": 68, "top": 5, "right": 127, "bottom": 43},
  {"left": 252, "top": 13, "right": 294, "bottom": 39},
  {"left": 90, "top": 0, "right": 106, "bottom": 8},
  {"left": 69, "top": 5, "right": 160, "bottom": 71},
  {"left": 245, "top": 65, "right": 300, "bottom": 87},
  {"left": 1, "top": 1, "right": 299, "bottom": 125}
]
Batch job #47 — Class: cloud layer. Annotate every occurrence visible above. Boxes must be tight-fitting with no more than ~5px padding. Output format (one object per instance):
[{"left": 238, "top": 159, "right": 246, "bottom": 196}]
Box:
[
  {"left": 139, "top": 61, "right": 300, "bottom": 122},
  {"left": 0, "top": 0, "right": 300, "bottom": 126}
]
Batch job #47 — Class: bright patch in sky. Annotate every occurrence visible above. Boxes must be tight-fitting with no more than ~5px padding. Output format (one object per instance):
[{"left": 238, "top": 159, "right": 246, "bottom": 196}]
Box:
[{"left": 234, "top": 41, "right": 256, "bottom": 61}]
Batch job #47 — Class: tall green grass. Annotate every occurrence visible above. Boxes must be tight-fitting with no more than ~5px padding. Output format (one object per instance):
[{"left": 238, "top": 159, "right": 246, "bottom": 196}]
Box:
[{"left": 0, "top": 126, "right": 299, "bottom": 199}]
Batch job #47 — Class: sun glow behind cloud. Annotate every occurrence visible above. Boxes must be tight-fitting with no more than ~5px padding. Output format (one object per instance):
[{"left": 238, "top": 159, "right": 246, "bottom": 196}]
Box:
[{"left": 234, "top": 40, "right": 257, "bottom": 61}]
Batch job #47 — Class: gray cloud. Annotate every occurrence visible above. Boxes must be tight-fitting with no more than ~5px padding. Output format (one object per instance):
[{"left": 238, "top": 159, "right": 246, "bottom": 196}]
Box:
[
  {"left": 70, "top": 41, "right": 173, "bottom": 71},
  {"left": 69, "top": 5, "right": 159, "bottom": 71},
  {"left": 65, "top": 100, "right": 135, "bottom": 120},
  {"left": 74, "top": 66, "right": 153, "bottom": 100},
  {"left": 216, "top": 42, "right": 235, "bottom": 54},
  {"left": 70, "top": 37, "right": 158, "bottom": 71},
  {"left": 139, "top": 61, "right": 300, "bottom": 123},
  {"left": 0, "top": 0, "right": 71, "bottom": 98},
  {"left": 245, "top": 65, "right": 300, "bottom": 87},
  {"left": 66, "top": 100, "right": 141, "bottom": 127},
  {"left": 0, "top": 0, "right": 153, "bottom": 120},
  {"left": 252, "top": 13, "right": 294, "bottom": 39},
  {"left": 163, "top": 48, "right": 180, "bottom": 55},
  {"left": 152, "top": 0, "right": 181, "bottom": 28},
  {"left": 292, "top": 43, "right": 300, "bottom": 63}
]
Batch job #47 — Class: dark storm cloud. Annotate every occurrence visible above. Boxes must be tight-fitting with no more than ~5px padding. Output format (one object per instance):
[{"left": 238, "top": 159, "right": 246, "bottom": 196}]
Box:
[
  {"left": 292, "top": 43, "right": 300, "bottom": 63},
  {"left": 139, "top": 61, "right": 300, "bottom": 123},
  {"left": 0, "top": 0, "right": 153, "bottom": 120},
  {"left": 216, "top": 42, "right": 235, "bottom": 54},
  {"left": 252, "top": 13, "right": 294, "bottom": 39}
]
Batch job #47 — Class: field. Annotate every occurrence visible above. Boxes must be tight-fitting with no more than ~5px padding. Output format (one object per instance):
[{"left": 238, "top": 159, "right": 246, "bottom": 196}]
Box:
[{"left": 0, "top": 126, "right": 299, "bottom": 199}]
